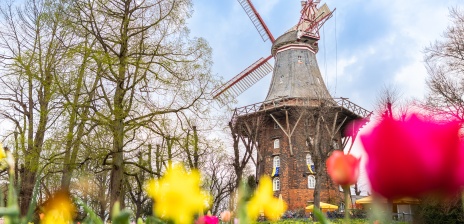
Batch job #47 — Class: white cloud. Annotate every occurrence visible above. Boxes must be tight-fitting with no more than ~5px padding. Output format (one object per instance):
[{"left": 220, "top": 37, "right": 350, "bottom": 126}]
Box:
[
  {"left": 188, "top": 0, "right": 462, "bottom": 195},
  {"left": 394, "top": 61, "right": 428, "bottom": 99},
  {"left": 189, "top": 0, "right": 460, "bottom": 109}
]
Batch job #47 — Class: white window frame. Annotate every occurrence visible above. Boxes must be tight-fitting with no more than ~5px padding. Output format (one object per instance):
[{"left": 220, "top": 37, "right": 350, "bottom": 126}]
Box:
[
  {"left": 273, "top": 177, "right": 280, "bottom": 191},
  {"left": 306, "top": 154, "right": 314, "bottom": 165},
  {"left": 333, "top": 140, "right": 339, "bottom": 149},
  {"left": 308, "top": 175, "right": 316, "bottom": 189},
  {"left": 273, "top": 139, "right": 280, "bottom": 149},
  {"left": 273, "top": 156, "right": 280, "bottom": 168}
]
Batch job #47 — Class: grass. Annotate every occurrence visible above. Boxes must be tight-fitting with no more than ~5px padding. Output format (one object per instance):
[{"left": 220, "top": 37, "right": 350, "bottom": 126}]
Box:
[{"left": 256, "top": 218, "right": 410, "bottom": 223}]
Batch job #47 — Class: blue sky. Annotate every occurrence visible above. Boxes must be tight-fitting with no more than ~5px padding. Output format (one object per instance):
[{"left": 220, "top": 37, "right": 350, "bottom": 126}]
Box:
[
  {"left": 188, "top": 0, "right": 462, "bottom": 111},
  {"left": 188, "top": 0, "right": 462, "bottom": 192}
]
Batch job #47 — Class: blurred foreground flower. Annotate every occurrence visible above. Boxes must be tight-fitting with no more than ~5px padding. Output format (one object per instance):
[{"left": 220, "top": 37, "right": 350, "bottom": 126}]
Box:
[
  {"left": 195, "top": 215, "right": 219, "bottom": 224},
  {"left": 247, "top": 176, "right": 287, "bottom": 221},
  {"left": 0, "top": 143, "right": 6, "bottom": 160},
  {"left": 41, "top": 191, "right": 76, "bottom": 224},
  {"left": 0, "top": 143, "right": 8, "bottom": 171},
  {"left": 220, "top": 210, "right": 231, "bottom": 222},
  {"left": 360, "top": 114, "right": 464, "bottom": 199},
  {"left": 326, "top": 150, "right": 360, "bottom": 187},
  {"left": 145, "top": 164, "right": 209, "bottom": 224}
]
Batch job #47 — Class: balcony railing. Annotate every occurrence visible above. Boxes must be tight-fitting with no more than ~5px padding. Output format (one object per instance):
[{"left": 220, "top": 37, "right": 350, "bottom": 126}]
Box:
[{"left": 233, "top": 97, "right": 372, "bottom": 118}]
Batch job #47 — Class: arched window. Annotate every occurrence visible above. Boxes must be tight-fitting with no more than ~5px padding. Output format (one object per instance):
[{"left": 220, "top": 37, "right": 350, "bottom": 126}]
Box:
[
  {"left": 306, "top": 137, "right": 314, "bottom": 146},
  {"left": 333, "top": 140, "right": 339, "bottom": 149},
  {"left": 339, "top": 202, "right": 345, "bottom": 212},
  {"left": 308, "top": 175, "right": 316, "bottom": 189},
  {"left": 306, "top": 154, "right": 314, "bottom": 165},
  {"left": 273, "top": 156, "right": 280, "bottom": 168},
  {"left": 273, "top": 177, "right": 280, "bottom": 191},
  {"left": 273, "top": 139, "right": 280, "bottom": 149}
]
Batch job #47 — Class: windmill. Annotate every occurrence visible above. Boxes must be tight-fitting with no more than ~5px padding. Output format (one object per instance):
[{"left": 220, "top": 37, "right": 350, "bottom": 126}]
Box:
[
  {"left": 220, "top": 0, "right": 371, "bottom": 211},
  {"left": 212, "top": 0, "right": 335, "bottom": 103}
]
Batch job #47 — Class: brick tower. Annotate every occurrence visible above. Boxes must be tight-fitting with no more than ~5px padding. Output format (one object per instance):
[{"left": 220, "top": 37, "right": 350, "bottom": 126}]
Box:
[{"left": 230, "top": 29, "right": 370, "bottom": 211}]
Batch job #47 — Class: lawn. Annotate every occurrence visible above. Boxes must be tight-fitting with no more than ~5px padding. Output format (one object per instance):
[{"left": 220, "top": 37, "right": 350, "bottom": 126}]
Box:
[{"left": 256, "top": 219, "right": 410, "bottom": 224}]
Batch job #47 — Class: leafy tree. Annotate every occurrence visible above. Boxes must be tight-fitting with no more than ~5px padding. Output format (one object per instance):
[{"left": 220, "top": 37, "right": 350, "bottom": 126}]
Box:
[
  {"left": 70, "top": 0, "right": 215, "bottom": 209},
  {"left": 414, "top": 195, "right": 464, "bottom": 224},
  {"left": 0, "top": 0, "right": 72, "bottom": 214}
]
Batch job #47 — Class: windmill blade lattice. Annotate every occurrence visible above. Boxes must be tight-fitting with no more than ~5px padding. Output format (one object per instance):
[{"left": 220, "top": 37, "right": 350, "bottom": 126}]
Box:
[
  {"left": 212, "top": 56, "right": 273, "bottom": 103},
  {"left": 237, "top": 0, "right": 275, "bottom": 42}
]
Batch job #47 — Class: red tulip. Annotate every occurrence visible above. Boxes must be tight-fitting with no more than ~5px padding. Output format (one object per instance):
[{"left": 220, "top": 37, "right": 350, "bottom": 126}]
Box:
[
  {"left": 360, "top": 114, "right": 463, "bottom": 199},
  {"left": 326, "top": 150, "right": 360, "bottom": 187}
]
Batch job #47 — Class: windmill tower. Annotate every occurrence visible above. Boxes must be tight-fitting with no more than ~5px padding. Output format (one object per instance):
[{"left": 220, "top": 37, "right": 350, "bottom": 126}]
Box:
[{"left": 215, "top": 0, "right": 371, "bottom": 212}]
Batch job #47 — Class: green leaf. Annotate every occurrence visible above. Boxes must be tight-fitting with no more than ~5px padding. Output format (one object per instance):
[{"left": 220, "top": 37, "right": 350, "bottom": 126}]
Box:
[
  {"left": 0, "top": 207, "right": 20, "bottom": 216},
  {"left": 112, "top": 209, "right": 132, "bottom": 224},
  {"left": 313, "top": 207, "right": 330, "bottom": 224},
  {"left": 23, "top": 172, "right": 43, "bottom": 224},
  {"left": 75, "top": 198, "right": 104, "bottom": 224}
]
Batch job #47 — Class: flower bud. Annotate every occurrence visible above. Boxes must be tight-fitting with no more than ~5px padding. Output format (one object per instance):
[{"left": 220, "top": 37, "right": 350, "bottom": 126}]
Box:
[
  {"left": 220, "top": 210, "right": 231, "bottom": 222},
  {"left": 326, "top": 151, "right": 360, "bottom": 187}
]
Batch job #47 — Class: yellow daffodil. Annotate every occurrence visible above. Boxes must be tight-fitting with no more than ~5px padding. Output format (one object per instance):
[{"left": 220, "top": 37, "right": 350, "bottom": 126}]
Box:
[
  {"left": 145, "top": 164, "right": 209, "bottom": 224},
  {"left": 247, "top": 176, "right": 287, "bottom": 221},
  {"left": 0, "top": 143, "right": 6, "bottom": 160},
  {"left": 41, "top": 191, "right": 76, "bottom": 224}
]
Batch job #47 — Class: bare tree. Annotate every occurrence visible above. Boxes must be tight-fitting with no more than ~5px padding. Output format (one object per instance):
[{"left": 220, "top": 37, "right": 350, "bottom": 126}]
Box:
[
  {"left": 298, "top": 104, "right": 346, "bottom": 210},
  {"left": 374, "top": 85, "right": 411, "bottom": 121},
  {"left": 423, "top": 7, "right": 464, "bottom": 121},
  {"left": 229, "top": 115, "right": 262, "bottom": 189},
  {"left": 201, "top": 148, "right": 235, "bottom": 215}
]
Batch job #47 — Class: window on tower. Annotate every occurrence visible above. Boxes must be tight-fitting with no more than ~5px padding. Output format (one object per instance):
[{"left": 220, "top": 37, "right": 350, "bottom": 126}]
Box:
[
  {"left": 273, "top": 156, "right": 280, "bottom": 168},
  {"left": 308, "top": 175, "right": 316, "bottom": 189},
  {"left": 306, "top": 137, "right": 314, "bottom": 147},
  {"left": 273, "top": 177, "right": 280, "bottom": 191},
  {"left": 339, "top": 202, "right": 345, "bottom": 212},
  {"left": 333, "top": 139, "right": 339, "bottom": 149},
  {"left": 306, "top": 154, "right": 315, "bottom": 174},
  {"left": 274, "top": 139, "right": 280, "bottom": 149},
  {"left": 306, "top": 154, "right": 314, "bottom": 165}
]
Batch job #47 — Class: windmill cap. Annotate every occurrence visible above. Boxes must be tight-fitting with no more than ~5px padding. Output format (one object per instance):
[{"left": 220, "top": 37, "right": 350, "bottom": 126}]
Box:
[{"left": 271, "top": 30, "right": 319, "bottom": 56}]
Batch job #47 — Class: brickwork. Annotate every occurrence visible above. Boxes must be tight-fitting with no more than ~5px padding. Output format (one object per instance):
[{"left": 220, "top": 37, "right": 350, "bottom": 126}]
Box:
[{"left": 255, "top": 111, "right": 344, "bottom": 211}]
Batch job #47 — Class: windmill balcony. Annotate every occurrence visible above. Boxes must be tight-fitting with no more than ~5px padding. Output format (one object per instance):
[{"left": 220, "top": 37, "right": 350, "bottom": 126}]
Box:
[{"left": 232, "top": 96, "right": 372, "bottom": 120}]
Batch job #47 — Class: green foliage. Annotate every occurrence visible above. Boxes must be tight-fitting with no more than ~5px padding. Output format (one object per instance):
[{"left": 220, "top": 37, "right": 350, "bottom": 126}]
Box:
[
  {"left": 0, "top": 158, "right": 42, "bottom": 224},
  {"left": 414, "top": 196, "right": 464, "bottom": 224},
  {"left": 246, "top": 175, "right": 257, "bottom": 192},
  {"left": 237, "top": 181, "right": 252, "bottom": 223},
  {"left": 76, "top": 198, "right": 104, "bottom": 224}
]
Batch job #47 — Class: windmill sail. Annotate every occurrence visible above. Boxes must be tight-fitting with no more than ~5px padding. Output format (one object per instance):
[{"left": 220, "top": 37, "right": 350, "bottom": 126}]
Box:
[
  {"left": 212, "top": 56, "right": 273, "bottom": 103},
  {"left": 237, "top": 0, "right": 275, "bottom": 42},
  {"left": 297, "top": 1, "right": 334, "bottom": 39},
  {"left": 315, "top": 3, "right": 331, "bottom": 23}
]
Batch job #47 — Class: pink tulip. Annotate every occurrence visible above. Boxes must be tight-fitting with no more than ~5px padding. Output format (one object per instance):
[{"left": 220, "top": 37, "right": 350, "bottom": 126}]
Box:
[
  {"left": 196, "top": 215, "right": 219, "bottom": 224},
  {"left": 360, "top": 114, "right": 463, "bottom": 199},
  {"left": 326, "top": 151, "right": 360, "bottom": 187}
]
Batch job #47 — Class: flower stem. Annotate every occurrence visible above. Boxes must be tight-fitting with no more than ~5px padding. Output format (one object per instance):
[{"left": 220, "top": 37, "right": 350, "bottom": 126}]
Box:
[
  {"left": 462, "top": 191, "right": 464, "bottom": 213},
  {"left": 343, "top": 186, "right": 350, "bottom": 224}
]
